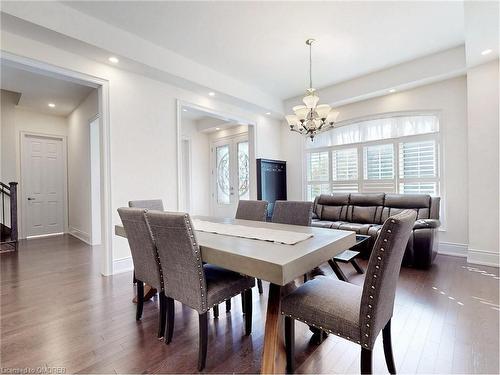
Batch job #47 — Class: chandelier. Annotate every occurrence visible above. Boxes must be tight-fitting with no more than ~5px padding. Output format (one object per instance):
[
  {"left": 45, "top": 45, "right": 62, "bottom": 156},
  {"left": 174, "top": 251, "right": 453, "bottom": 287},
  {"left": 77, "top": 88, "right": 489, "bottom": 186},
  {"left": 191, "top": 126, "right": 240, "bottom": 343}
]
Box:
[{"left": 285, "top": 39, "right": 339, "bottom": 140}]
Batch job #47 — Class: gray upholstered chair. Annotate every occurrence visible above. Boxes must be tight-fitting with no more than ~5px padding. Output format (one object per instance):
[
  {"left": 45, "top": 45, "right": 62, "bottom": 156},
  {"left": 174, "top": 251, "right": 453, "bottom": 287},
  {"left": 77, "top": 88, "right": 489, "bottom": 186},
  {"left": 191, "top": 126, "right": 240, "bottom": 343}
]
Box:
[
  {"left": 281, "top": 210, "right": 417, "bottom": 374},
  {"left": 117, "top": 207, "right": 166, "bottom": 339},
  {"left": 272, "top": 200, "right": 314, "bottom": 284},
  {"left": 129, "top": 199, "right": 164, "bottom": 211},
  {"left": 272, "top": 200, "right": 313, "bottom": 227},
  {"left": 128, "top": 199, "right": 164, "bottom": 285},
  {"left": 145, "top": 210, "right": 255, "bottom": 371},
  {"left": 236, "top": 199, "right": 268, "bottom": 295},
  {"left": 235, "top": 199, "right": 268, "bottom": 221}
]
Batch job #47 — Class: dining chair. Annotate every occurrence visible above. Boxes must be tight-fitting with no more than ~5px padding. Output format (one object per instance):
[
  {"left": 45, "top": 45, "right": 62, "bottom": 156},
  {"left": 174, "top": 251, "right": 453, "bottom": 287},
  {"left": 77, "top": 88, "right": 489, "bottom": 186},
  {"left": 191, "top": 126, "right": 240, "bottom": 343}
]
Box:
[
  {"left": 272, "top": 200, "right": 314, "bottom": 284},
  {"left": 117, "top": 207, "right": 167, "bottom": 340},
  {"left": 128, "top": 199, "right": 164, "bottom": 285},
  {"left": 235, "top": 199, "right": 269, "bottom": 221},
  {"left": 233, "top": 200, "right": 269, "bottom": 311},
  {"left": 237, "top": 199, "right": 268, "bottom": 296},
  {"left": 146, "top": 210, "right": 255, "bottom": 371},
  {"left": 281, "top": 210, "right": 417, "bottom": 374},
  {"left": 272, "top": 200, "right": 313, "bottom": 227}
]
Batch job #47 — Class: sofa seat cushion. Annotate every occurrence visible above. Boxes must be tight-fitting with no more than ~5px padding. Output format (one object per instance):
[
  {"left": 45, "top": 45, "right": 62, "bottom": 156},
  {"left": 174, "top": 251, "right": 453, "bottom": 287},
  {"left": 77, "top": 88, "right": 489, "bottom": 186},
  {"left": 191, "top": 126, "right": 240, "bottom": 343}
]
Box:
[
  {"left": 281, "top": 277, "right": 362, "bottom": 342},
  {"left": 330, "top": 221, "right": 349, "bottom": 229},
  {"left": 312, "top": 220, "right": 336, "bottom": 229},
  {"left": 338, "top": 222, "right": 374, "bottom": 235}
]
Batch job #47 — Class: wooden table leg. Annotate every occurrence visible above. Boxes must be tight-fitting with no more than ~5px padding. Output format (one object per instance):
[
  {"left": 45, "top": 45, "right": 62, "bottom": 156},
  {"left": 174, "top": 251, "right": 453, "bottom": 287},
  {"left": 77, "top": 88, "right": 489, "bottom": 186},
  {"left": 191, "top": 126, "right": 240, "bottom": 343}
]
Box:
[
  {"left": 261, "top": 283, "right": 286, "bottom": 374},
  {"left": 328, "top": 259, "right": 348, "bottom": 281}
]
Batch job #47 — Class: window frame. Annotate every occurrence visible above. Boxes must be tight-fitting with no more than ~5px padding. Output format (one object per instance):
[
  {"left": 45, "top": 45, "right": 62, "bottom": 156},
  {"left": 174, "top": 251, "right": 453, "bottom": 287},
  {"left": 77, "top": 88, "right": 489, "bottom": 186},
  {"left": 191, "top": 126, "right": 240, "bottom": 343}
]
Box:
[{"left": 304, "top": 131, "right": 441, "bottom": 200}]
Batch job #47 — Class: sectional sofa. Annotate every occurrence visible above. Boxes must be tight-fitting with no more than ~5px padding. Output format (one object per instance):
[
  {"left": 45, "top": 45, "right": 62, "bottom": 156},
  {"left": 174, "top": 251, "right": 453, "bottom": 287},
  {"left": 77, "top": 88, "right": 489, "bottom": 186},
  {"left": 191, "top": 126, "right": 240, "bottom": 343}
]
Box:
[{"left": 312, "top": 193, "right": 440, "bottom": 268}]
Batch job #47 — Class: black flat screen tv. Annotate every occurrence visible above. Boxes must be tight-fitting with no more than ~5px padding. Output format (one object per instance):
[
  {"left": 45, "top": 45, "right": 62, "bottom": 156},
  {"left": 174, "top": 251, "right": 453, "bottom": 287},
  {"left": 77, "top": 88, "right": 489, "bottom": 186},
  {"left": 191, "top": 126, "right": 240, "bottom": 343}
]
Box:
[{"left": 256, "top": 159, "right": 287, "bottom": 219}]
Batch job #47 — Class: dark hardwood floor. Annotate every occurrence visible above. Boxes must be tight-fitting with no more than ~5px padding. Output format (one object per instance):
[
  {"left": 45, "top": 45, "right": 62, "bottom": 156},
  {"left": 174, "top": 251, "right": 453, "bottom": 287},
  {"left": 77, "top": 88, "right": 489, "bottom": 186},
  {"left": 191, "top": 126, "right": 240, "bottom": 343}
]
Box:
[{"left": 1, "top": 234, "right": 499, "bottom": 374}]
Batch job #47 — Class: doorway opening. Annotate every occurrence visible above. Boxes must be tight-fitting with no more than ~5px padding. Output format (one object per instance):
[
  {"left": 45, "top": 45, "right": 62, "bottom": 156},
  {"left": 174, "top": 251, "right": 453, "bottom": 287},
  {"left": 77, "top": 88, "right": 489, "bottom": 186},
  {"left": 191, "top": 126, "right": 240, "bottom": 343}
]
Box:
[
  {"left": 1, "top": 53, "right": 112, "bottom": 275},
  {"left": 177, "top": 102, "right": 256, "bottom": 218}
]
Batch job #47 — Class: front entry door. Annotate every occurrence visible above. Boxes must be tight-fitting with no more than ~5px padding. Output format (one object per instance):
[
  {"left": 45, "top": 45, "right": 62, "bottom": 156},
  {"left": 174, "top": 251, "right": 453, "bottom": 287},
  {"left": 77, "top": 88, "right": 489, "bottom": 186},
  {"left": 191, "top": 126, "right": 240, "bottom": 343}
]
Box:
[
  {"left": 211, "top": 135, "right": 249, "bottom": 217},
  {"left": 22, "top": 134, "right": 65, "bottom": 237}
]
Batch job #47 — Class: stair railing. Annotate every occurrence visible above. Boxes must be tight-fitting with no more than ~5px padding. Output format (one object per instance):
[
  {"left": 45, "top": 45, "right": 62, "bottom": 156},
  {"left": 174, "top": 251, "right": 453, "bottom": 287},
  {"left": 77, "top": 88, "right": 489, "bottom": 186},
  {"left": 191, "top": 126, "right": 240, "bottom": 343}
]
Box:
[{"left": 1, "top": 182, "right": 18, "bottom": 251}]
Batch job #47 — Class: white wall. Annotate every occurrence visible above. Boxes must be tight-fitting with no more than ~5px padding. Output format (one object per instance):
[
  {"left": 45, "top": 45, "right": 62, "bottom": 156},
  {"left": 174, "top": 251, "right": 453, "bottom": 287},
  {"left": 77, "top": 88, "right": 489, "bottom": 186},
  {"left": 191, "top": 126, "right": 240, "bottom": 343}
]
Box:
[
  {"left": 466, "top": 59, "right": 499, "bottom": 266},
  {"left": 1, "top": 30, "right": 283, "bottom": 269},
  {"left": 0, "top": 99, "right": 68, "bottom": 184},
  {"left": 67, "top": 89, "right": 98, "bottom": 244},
  {"left": 282, "top": 76, "right": 469, "bottom": 249},
  {"left": 1, "top": 90, "right": 19, "bottom": 183},
  {"left": 181, "top": 117, "right": 210, "bottom": 216}
]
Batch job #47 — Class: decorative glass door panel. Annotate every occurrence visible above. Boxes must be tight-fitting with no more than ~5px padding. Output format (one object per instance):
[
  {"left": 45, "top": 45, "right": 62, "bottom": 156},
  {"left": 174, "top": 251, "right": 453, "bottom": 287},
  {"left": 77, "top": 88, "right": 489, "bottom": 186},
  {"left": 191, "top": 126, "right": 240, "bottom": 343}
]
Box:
[
  {"left": 212, "top": 135, "right": 249, "bottom": 217},
  {"left": 216, "top": 144, "right": 230, "bottom": 204}
]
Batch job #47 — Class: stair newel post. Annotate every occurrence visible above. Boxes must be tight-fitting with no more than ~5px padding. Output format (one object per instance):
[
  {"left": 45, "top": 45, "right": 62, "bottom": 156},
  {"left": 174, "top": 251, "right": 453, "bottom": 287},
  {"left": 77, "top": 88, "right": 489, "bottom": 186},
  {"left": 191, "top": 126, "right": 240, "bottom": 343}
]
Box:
[{"left": 9, "top": 182, "right": 18, "bottom": 242}]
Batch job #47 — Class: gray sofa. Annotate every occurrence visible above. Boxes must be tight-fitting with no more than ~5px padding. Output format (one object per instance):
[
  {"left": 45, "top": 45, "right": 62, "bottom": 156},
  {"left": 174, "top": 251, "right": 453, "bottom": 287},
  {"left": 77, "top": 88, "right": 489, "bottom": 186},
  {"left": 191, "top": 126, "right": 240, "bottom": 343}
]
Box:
[{"left": 312, "top": 193, "right": 440, "bottom": 268}]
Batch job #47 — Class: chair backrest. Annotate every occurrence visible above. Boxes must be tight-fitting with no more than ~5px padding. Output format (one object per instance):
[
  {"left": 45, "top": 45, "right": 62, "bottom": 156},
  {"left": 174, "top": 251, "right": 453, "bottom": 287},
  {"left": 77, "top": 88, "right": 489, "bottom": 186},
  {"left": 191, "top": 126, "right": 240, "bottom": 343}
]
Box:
[
  {"left": 145, "top": 211, "right": 208, "bottom": 313},
  {"left": 272, "top": 200, "right": 313, "bottom": 226},
  {"left": 235, "top": 200, "right": 268, "bottom": 221},
  {"left": 129, "top": 199, "right": 164, "bottom": 211},
  {"left": 117, "top": 207, "right": 162, "bottom": 290},
  {"left": 359, "top": 209, "right": 417, "bottom": 349}
]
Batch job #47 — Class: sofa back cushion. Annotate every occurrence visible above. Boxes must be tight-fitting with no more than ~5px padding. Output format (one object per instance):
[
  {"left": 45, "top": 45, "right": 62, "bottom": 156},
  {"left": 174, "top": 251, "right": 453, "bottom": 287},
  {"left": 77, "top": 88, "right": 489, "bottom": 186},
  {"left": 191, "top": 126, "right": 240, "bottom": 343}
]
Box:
[
  {"left": 346, "top": 193, "right": 384, "bottom": 224},
  {"left": 381, "top": 194, "right": 431, "bottom": 222},
  {"left": 317, "top": 194, "right": 349, "bottom": 221}
]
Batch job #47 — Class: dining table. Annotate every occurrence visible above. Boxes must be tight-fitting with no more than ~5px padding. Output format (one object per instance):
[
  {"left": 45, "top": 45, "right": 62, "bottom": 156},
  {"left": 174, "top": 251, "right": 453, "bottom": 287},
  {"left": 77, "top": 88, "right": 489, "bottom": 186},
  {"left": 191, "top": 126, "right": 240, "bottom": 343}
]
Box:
[{"left": 115, "top": 215, "right": 356, "bottom": 374}]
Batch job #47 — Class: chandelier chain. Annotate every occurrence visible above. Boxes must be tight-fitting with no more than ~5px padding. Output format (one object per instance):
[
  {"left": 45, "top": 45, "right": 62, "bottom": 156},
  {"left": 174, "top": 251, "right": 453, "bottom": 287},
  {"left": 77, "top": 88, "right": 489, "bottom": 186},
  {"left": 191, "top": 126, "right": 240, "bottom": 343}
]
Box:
[{"left": 309, "top": 40, "right": 313, "bottom": 89}]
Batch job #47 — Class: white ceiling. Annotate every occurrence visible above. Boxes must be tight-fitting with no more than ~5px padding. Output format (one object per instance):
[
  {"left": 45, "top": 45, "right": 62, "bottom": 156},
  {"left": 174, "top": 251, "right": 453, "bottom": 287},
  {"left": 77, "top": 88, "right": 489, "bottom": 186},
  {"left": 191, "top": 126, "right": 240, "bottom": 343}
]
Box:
[
  {"left": 1, "top": 63, "right": 94, "bottom": 116},
  {"left": 64, "top": 1, "right": 465, "bottom": 99}
]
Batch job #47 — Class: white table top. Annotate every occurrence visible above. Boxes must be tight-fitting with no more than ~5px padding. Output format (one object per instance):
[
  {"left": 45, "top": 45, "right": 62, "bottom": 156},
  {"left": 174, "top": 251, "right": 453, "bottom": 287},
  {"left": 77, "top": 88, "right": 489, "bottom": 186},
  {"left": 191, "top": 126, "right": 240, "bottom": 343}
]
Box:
[{"left": 115, "top": 215, "right": 356, "bottom": 286}]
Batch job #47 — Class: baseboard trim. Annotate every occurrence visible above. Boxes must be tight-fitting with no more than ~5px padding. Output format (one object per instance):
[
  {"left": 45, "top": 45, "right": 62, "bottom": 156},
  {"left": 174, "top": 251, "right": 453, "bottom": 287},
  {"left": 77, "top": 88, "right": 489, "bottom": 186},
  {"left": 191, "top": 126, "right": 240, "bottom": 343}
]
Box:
[
  {"left": 68, "top": 227, "right": 91, "bottom": 244},
  {"left": 438, "top": 242, "right": 467, "bottom": 258},
  {"left": 467, "top": 248, "right": 499, "bottom": 267},
  {"left": 113, "top": 256, "right": 133, "bottom": 274}
]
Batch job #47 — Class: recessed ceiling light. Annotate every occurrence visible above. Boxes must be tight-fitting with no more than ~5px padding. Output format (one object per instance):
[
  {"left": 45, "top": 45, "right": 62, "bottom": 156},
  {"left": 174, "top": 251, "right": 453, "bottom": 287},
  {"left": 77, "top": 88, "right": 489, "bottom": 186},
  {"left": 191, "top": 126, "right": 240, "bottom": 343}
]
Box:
[
  {"left": 481, "top": 49, "right": 492, "bottom": 56},
  {"left": 215, "top": 127, "right": 221, "bottom": 131},
  {"left": 208, "top": 92, "right": 215, "bottom": 97},
  {"left": 266, "top": 112, "right": 271, "bottom": 115},
  {"left": 182, "top": 109, "right": 188, "bottom": 112},
  {"left": 108, "top": 56, "right": 119, "bottom": 63},
  {"left": 389, "top": 89, "right": 396, "bottom": 93},
  {"left": 48, "top": 103, "right": 56, "bottom": 108}
]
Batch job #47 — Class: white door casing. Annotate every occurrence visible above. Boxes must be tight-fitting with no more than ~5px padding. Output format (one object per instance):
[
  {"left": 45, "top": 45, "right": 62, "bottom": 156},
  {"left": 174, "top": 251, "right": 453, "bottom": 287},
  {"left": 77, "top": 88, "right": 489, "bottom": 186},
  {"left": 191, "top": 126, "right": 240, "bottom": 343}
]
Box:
[{"left": 21, "top": 133, "right": 66, "bottom": 238}]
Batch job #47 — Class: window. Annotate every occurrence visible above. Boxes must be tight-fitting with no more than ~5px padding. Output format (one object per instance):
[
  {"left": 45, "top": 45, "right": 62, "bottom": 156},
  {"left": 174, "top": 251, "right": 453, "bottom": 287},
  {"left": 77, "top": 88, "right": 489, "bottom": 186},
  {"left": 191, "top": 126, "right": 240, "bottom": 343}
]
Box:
[
  {"left": 331, "top": 148, "right": 359, "bottom": 193},
  {"left": 305, "top": 151, "right": 330, "bottom": 200},
  {"left": 304, "top": 114, "right": 440, "bottom": 200}
]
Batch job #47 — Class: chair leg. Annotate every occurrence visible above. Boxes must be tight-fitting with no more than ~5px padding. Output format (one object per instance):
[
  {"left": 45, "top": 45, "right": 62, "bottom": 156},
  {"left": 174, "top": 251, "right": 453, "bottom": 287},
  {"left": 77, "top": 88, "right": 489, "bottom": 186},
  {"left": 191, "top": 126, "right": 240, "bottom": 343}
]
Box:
[
  {"left": 136, "top": 280, "right": 144, "bottom": 321},
  {"left": 382, "top": 319, "right": 396, "bottom": 374},
  {"left": 165, "top": 297, "right": 175, "bottom": 344},
  {"left": 132, "top": 270, "right": 137, "bottom": 284},
  {"left": 303, "top": 273, "right": 308, "bottom": 283},
  {"left": 241, "top": 292, "right": 246, "bottom": 314},
  {"left": 361, "top": 347, "right": 372, "bottom": 374},
  {"left": 244, "top": 288, "right": 252, "bottom": 335},
  {"left": 158, "top": 291, "right": 166, "bottom": 339},
  {"left": 257, "top": 279, "right": 263, "bottom": 294},
  {"left": 285, "top": 316, "right": 295, "bottom": 373},
  {"left": 198, "top": 312, "right": 208, "bottom": 371},
  {"left": 213, "top": 304, "right": 219, "bottom": 319},
  {"left": 226, "top": 299, "right": 231, "bottom": 312}
]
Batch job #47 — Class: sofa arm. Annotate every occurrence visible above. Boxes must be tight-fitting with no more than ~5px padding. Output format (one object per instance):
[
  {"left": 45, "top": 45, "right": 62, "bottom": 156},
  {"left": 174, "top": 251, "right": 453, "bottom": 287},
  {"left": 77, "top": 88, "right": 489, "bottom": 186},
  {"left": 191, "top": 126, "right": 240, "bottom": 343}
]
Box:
[{"left": 413, "top": 219, "right": 440, "bottom": 229}]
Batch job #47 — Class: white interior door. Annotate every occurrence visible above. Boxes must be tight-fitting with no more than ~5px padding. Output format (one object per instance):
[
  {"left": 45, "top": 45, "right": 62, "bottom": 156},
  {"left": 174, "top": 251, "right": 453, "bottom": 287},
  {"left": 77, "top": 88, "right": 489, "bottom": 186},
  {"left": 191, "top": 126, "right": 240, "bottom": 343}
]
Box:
[
  {"left": 211, "top": 135, "right": 249, "bottom": 217},
  {"left": 22, "top": 134, "right": 65, "bottom": 237}
]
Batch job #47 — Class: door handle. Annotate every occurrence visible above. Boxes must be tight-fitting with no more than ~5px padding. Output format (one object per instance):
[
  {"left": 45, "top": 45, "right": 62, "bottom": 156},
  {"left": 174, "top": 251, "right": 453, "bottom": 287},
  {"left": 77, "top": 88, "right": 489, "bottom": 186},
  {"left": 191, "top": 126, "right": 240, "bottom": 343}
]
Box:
[{"left": 27, "top": 197, "right": 35, "bottom": 200}]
